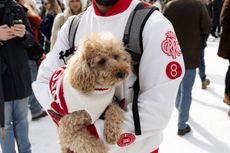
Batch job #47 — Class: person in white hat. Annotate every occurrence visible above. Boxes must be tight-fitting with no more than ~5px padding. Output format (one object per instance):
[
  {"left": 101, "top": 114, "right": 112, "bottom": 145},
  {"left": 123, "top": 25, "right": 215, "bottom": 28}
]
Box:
[{"left": 50, "top": 0, "right": 86, "bottom": 49}]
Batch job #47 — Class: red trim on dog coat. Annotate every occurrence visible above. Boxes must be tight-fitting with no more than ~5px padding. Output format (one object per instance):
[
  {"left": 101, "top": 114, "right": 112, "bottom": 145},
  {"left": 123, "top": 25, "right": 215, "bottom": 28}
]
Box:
[{"left": 48, "top": 66, "right": 99, "bottom": 138}]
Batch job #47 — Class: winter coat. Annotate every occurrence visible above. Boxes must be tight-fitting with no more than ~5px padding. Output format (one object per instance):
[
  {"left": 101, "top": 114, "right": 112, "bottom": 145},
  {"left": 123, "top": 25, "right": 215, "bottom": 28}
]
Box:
[
  {"left": 40, "top": 12, "right": 57, "bottom": 41},
  {"left": 27, "top": 13, "right": 46, "bottom": 60},
  {"left": 50, "top": 0, "right": 86, "bottom": 49},
  {"left": 163, "top": 0, "right": 211, "bottom": 69},
  {"left": 33, "top": 0, "right": 185, "bottom": 152},
  {"left": 217, "top": 0, "right": 230, "bottom": 59},
  {"left": 212, "top": 0, "right": 223, "bottom": 26},
  {"left": 0, "top": 3, "right": 34, "bottom": 101},
  {"left": 28, "top": 15, "right": 42, "bottom": 42},
  {"left": 50, "top": 9, "right": 72, "bottom": 49}
]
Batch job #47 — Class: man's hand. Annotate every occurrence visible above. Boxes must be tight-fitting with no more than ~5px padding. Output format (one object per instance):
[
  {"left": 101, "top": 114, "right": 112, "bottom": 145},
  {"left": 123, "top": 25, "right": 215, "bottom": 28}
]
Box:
[
  {"left": 0, "top": 25, "right": 16, "bottom": 41},
  {"left": 11, "top": 24, "right": 26, "bottom": 38}
]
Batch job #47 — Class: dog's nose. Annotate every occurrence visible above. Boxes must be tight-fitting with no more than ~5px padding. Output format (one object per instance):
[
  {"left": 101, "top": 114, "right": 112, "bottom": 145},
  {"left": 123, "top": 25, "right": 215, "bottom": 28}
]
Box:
[{"left": 116, "top": 71, "right": 125, "bottom": 79}]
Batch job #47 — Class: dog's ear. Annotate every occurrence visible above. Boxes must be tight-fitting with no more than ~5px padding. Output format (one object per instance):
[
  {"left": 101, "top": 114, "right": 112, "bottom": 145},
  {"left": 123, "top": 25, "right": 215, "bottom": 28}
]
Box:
[
  {"left": 121, "top": 50, "right": 132, "bottom": 64},
  {"left": 67, "top": 54, "right": 96, "bottom": 93}
]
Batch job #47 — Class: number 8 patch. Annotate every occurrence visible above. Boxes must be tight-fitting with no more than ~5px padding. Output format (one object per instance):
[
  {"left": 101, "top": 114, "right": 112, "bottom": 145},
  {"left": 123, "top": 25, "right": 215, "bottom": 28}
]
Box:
[{"left": 166, "top": 61, "right": 182, "bottom": 79}]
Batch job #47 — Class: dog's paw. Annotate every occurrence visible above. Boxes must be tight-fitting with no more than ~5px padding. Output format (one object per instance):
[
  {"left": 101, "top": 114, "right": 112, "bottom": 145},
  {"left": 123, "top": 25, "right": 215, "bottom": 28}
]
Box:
[
  {"left": 87, "top": 140, "right": 107, "bottom": 153},
  {"left": 66, "top": 129, "right": 107, "bottom": 153},
  {"left": 59, "top": 110, "right": 92, "bottom": 134},
  {"left": 60, "top": 110, "right": 92, "bottom": 129},
  {"left": 61, "top": 147, "right": 75, "bottom": 153},
  {"left": 104, "top": 128, "right": 121, "bottom": 144},
  {"left": 104, "top": 103, "right": 124, "bottom": 144}
]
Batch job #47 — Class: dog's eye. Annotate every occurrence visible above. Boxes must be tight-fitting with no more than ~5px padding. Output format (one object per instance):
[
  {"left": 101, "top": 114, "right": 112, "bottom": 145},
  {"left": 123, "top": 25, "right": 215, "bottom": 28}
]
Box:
[
  {"left": 113, "top": 54, "right": 119, "bottom": 60},
  {"left": 122, "top": 57, "right": 127, "bottom": 61},
  {"left": 97, "top": 58, "right": 106, "bottom": 65}
]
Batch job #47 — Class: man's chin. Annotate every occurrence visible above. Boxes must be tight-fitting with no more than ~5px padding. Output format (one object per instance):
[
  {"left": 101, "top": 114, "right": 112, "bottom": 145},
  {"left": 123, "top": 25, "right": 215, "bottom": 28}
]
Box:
[{"left": 94, "top": 0, "right": 118, "bottom": 6}]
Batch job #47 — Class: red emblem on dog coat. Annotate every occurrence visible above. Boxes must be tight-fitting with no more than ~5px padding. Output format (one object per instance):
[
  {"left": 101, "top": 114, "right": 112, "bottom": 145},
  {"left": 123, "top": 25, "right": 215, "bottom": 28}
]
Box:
[
  {"left": 161, "top": 31, "right": 182, "bottom": 59},
  {"left": 117, "top": 133, "right": 136, "bottom": 147},
  {"left": 166, "top": 61, "right": 182, "bottom": 79}
]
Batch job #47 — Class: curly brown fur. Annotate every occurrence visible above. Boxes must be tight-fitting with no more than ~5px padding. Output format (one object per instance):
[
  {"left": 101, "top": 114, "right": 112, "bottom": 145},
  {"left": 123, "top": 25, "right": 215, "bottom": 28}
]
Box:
[
  {"left": 66, "top": 32, "right": 132, "bottom": 93},
  {"left": 104, "top": 103, "right": 124, "bottom": 144},
  {"left": 59, "top": 110, "right": 92, "bottom": 132},
  {"left": 58, "top": 110, "right": 92, "bottom": 145},
  {"left": 60, "top": 128, "right": 107, "bottom": 153},
  {"left": 60, "top": 148, "right": 74, "bottom": 153},
  {"left": 59, "top": 32, "right": 131, "bottom": 153},
  {"left": 59, "top": 111, "right": 107, "bottom": 153}
]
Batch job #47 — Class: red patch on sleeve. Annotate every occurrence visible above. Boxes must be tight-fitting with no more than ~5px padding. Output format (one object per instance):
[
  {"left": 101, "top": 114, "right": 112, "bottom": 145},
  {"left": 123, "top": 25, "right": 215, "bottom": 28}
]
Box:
[
  {"left": 161, "top": 31, "right": 182, "bottom": 59},
  {"left": 166, "top": 61, "right": 182, "bottom": 79},
  {"left": 117, "top": 133, "right": 136, "bottom": 147},
  {"left": 49, "top": 66, "right": 66, "bottom": 98}
]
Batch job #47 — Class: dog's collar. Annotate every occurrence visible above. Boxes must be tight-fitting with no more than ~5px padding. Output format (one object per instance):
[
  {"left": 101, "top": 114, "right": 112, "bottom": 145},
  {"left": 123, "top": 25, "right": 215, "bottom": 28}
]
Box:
[
  {"left": 93, "top": 86, "right": 112, "bottom": 95},
  {"left": 94, "top": 87, "right": 110, "bottom": 91}
]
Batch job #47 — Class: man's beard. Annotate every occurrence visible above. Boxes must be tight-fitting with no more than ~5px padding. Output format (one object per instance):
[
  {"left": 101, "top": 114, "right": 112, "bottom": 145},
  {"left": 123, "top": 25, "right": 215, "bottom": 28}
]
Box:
[{"left": 94, "top": 0, "right": 118, "bottom": 6}]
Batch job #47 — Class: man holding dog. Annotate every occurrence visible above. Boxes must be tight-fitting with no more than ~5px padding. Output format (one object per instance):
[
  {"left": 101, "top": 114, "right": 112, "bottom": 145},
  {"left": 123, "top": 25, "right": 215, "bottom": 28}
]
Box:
[{"left": 33, "top": 0, "right": 185, "bottom": 152}]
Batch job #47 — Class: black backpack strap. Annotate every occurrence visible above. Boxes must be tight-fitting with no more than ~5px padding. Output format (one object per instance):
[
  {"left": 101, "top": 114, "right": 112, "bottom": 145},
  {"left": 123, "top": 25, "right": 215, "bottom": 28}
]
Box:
[
  {"left": 123, "top": 3, "right": 158, "bottom": 135},
  {"left": 59, "top": 13, "right": 83, "bottom": 64},
  {"left": 68, "top": 13, "right": 84, "bottom": 49}
]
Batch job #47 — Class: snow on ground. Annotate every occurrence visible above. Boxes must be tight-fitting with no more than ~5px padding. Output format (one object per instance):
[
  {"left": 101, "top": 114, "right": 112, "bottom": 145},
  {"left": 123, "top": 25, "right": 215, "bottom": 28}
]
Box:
[{"left": 1, "top": 36, "right": 230, "bottom": 153}]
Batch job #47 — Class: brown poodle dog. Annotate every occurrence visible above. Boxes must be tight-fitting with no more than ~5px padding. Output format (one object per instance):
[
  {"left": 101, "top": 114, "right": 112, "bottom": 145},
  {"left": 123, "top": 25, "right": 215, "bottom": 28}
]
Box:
[{"left": 58, "top": 32, "right": 132, "bottom": 153}]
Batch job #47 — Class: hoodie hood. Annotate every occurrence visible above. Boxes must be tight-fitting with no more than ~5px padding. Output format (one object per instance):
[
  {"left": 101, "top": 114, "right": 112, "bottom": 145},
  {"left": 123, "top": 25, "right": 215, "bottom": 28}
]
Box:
[{"left": 63, "top": 0, "right": 88, "bottom": 11}]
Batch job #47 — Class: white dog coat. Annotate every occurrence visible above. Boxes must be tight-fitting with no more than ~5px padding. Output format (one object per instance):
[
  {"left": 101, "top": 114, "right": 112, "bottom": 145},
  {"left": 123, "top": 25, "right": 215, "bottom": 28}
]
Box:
[{"left": 48, "top": 66, "right": 115, "bottom": 124}]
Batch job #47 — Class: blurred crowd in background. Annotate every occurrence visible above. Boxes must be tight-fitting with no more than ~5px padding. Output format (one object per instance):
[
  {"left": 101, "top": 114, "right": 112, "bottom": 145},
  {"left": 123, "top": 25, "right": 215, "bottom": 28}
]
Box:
[{"left": 0, "top": 0, "right": 229, "bottom": 153}]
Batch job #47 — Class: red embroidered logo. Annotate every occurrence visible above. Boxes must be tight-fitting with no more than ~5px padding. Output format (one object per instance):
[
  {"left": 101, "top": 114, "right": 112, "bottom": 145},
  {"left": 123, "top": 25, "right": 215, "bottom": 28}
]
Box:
[
  {"left": 49, "top": 66, "right": 66, "bottom": 98},
  {"left": 161, "top": 31, "right": 182, "bottom": 59},
  {"left": 117, "top": 133, "right": 136, "bottom": 147},
  {"left": 166, "top": 61, "right": 182, "bottom": 79}
]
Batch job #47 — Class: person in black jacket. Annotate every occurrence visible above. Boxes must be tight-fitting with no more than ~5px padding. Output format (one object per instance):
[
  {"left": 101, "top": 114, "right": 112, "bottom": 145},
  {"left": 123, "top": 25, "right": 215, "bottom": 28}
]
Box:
[
  {"left": 164, "top": 0, "right": 211, "bottom": 136},
  {"left": 16, "top": 0, "right": 47, "bottom": 121},
  {"left": 0, "top": 0, "right": 34, "bottom": 153}
]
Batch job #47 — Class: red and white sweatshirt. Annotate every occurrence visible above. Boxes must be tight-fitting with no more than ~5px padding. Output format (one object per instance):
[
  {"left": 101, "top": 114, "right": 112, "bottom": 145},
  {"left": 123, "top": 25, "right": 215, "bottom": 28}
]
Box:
[{"left": 33, "top": 0, "right": 185, "bottom": 152}]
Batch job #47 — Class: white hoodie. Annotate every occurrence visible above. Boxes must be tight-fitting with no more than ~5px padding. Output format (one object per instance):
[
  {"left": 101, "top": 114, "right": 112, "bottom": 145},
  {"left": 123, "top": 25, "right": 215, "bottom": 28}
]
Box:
[{"left": 33, "top": 0, "right": 185, "bottom": 152}]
